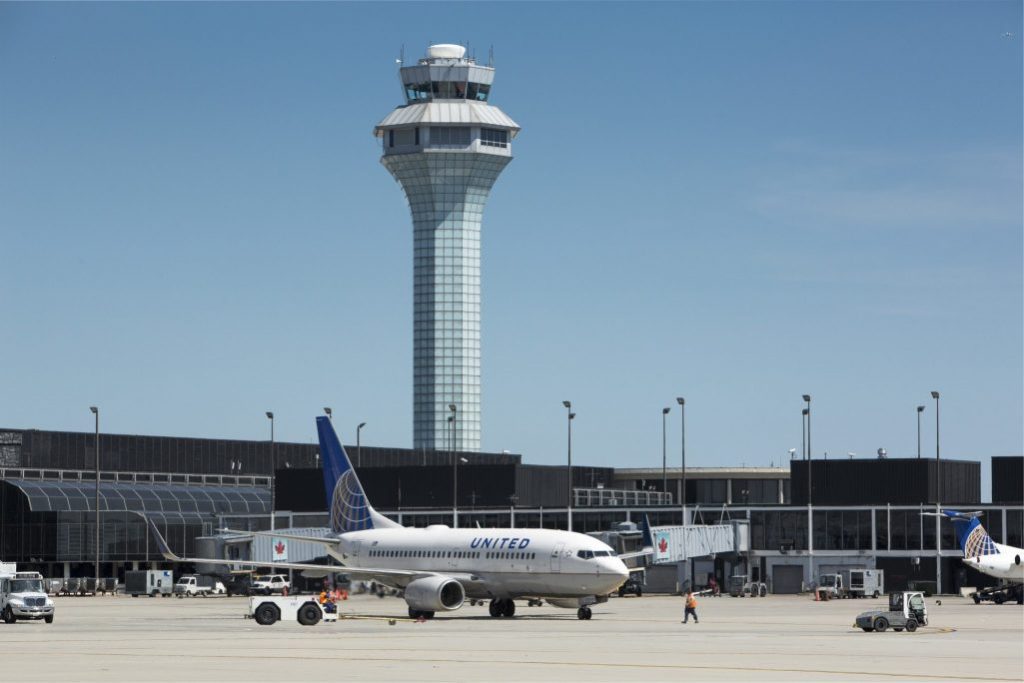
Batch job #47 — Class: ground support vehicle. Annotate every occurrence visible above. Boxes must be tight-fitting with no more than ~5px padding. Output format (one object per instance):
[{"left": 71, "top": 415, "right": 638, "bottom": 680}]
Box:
[
  {"left": 174, "top": 574, "right": 225, "bottom": 597},
  {"left": 970, "top": 583, "right": 1023, "bottom": 605},
  {"left": 729, "top": 575, "right": 767, "bottom": 597},
  {"left": 855, "top": 591, "right": 928, "bottom": 633},
  {"left": 618, "top": 569, "right": 646, "bottom": 597},
  {"left": 125, "top": 570, "right": 174, "bottom": 597},
  {"left": 819, "top": 569, "right": 884, "bottom": 599},
  {"left": 1, "top": 571, "right": 55, "bottom": 624},
  {"left": 248, "top": 595, "right": 336, "bottom": 626},
  {"left": 252, "top": 574, "right": 290, "bottom": 595}
]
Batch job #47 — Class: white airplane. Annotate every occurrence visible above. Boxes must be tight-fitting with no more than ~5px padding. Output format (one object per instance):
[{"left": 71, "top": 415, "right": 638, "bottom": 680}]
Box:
[
  {"left": 149, "top": 416, "right": 637, "bottom": 620},
  {"left": 938, "top": 509, "right": 1023, "bottom": 583}
]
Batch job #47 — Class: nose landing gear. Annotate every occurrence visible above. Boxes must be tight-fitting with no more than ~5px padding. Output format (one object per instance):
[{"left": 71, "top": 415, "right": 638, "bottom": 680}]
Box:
[{"left": 577, "top": 606, "right": 592, "bottom": 620}]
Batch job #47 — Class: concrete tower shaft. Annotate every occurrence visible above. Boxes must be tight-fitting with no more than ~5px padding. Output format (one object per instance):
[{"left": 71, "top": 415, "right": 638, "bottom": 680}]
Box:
[{"left": 375, "top": 44, "right": 520, "bottom": 452}]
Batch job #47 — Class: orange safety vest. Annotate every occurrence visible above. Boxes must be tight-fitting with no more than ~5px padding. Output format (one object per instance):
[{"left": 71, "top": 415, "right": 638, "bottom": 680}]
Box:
[{"left": 686, "top": 595, "right": 698, "bottom": 609}]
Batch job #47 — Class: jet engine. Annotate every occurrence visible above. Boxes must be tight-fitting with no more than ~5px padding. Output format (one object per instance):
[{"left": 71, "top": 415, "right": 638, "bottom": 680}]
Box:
[{"left": 403, "top": 576, "right": 465, "bottom": 612}]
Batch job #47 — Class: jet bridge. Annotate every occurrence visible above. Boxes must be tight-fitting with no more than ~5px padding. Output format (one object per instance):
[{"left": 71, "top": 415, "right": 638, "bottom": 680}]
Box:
[{"left": 649, "top": 520, "right": 749, "bottom": 564}]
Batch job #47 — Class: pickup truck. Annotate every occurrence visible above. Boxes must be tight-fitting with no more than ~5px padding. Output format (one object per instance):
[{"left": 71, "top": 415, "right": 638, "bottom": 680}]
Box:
[
  {"left": 251, "top": 574, "right": 290, "bottom": 595},
  {"left": 173, "top": 574, "right": 226, "bottom": 597}
]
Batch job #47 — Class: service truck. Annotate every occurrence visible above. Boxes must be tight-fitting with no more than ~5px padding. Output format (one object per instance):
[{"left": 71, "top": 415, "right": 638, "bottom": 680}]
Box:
[
  {"left": 818, "top": 569, "right": 884, "bottom": 599},
  {"left": 1, "top": 567, "right": 55, "bottom": 624},
  {"left": 173, "top": 574, "right": 226, "bottom": 597},
  {"left": 125, "top": 570, "right": 174, "bottom": 597}
]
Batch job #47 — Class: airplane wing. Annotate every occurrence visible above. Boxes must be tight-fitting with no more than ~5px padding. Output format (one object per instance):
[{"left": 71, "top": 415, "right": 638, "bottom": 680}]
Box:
[
  {"left": 216, "top": 527, "right": 341, "bottom": 547},
  {"left": 147, "top": 518, "right": 425, "bottom": 585},
  {"left": 618, "top": 547, "right": 653, "bottom": 561}
]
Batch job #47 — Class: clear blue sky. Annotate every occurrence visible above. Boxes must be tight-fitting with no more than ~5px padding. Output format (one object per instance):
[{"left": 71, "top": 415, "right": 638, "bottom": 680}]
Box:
[{"left": 1, "top": 2, "right": 1020, "bottom": 498}]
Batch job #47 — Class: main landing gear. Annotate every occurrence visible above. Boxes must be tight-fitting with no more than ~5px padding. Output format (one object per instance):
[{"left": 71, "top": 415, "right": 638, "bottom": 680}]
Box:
[
  {"left": 488, "top": 599, "right": 516, "bottom": 618},
  {"left": 408, "top": 607, "right": 435, "bottom": 620},
  {"left": 577, "top": 607, "right": 592, "bottom": 620}
]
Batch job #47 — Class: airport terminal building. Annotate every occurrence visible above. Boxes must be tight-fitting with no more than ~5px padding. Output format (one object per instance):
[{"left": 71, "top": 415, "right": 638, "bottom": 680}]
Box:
[{"left": 1, "top": 426, "right": 1020, "bottom": 595}]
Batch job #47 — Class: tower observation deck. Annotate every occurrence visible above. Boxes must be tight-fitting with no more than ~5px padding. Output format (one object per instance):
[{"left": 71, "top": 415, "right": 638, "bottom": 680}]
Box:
[{"left": 374, "top": 44, "right": 520, "bottom": 452}]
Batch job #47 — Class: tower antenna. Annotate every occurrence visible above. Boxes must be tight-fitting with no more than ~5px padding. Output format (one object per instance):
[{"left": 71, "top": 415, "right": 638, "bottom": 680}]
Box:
[
  {"left": 488, "top": 45, "right": 494, "bottom": 67},
  {"left": 399, "top": 44, "right": 404, "bottom": 66}
]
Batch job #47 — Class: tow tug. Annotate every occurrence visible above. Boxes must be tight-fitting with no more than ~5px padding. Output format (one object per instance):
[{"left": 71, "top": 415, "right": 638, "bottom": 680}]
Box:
[{"left": 855, "top": 591, "right": 928, "bottom": 632}]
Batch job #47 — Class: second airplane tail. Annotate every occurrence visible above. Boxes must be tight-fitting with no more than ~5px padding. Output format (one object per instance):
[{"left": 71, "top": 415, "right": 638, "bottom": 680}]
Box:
[
  {"left": 943, "top": 509, "right": 998, "bottom": 558},
  {"left": 316, "top": 416, "right": 400, "bottom": 533}
]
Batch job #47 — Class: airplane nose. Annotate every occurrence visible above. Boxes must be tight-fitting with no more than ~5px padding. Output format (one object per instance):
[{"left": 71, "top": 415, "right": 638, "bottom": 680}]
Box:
[{"left": 614, "top": 559, "right": 629, "bottom": 579}]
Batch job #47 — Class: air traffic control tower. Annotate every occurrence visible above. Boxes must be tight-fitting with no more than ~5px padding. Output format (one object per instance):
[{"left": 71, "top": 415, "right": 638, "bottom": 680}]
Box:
[{"left": 374, "top": 44, "right": 520, "bottom": 452}]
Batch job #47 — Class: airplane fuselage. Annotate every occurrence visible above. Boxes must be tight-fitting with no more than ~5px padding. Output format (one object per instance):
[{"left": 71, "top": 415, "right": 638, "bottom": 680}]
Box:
[
  {"left": 326, "top": 525, "right": 629, "bottom": 600},
  {"left": 962, "top": 541, "right": 1024, "bottom": 582}
]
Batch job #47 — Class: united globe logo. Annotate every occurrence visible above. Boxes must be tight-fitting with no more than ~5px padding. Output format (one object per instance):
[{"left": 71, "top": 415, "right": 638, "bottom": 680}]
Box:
[
  {"left": 965, "top": 524, "right": 997, "bottom": 558},
  {"left": 330, "top": 470, "right": 372, "bottom": 533}
]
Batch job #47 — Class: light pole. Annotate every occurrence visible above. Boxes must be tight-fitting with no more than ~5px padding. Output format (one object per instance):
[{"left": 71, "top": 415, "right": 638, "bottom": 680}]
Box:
[
  {"left": 661, "top": 407, "right": 670, "bottom": 497},
  {"left": 677, "top": 397, "right": 685, "bottom": 525},
  {"left": 449, "top": 402, "right": 458, "bottom": 528},
  {"left": 356, "top": 422, "right": 366, "bottom": 468},
  {"left": 265, "top": 411, "right": 275, "bottom": 531},
  {"left": 89, "top": 406, "right": 99, "bottom": 584},
  {"left": 802, "top": 395, "right": 811, "bottom": 506},
  {"left": 931, "top": 391, "right": 940, "bottom": 503},
  {"left": 802, "top": 394, "right": 812, "bottom": 589},
  {"left": 563, "top": 401, "right": 574, "bottom": 532},
  {"left": 323, "top": 407, "right": 332, "bottom": 421},
  {"left": 916, "top": 405, "right": 924, "bottom": 459}
]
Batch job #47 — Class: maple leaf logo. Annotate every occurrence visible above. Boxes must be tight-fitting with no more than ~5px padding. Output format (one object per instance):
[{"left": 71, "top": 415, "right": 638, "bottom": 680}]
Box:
[
  {"left": 658, "top": 538, "right": 668, "bottom": 553},
  {"left": 274, "top": 541, "right": 285, "bottom": 555}
]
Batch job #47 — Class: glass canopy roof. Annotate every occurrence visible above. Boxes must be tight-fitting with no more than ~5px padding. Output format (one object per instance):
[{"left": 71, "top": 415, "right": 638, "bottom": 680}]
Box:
[{"left": 4, "top": 479, "right": 269, "bottom": 515}]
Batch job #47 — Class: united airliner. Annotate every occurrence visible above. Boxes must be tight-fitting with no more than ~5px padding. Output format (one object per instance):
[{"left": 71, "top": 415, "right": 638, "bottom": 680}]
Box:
[{"left": 150, "top": 416, "right": 635, "bottom": 620}]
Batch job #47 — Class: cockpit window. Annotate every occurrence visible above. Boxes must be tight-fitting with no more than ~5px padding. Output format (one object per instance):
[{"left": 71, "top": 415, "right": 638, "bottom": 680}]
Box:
[
  {"left": 576, "top": 550, "right": 594, "bottom": 559},
  {"left": 594, "top": 550, "right": 611, "bottom": 557}
]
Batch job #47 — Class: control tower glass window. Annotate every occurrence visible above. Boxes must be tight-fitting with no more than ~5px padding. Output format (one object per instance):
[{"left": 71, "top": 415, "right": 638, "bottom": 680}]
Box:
[
  {"left": 480, "top": 128, "right": 508, "bottom": 148},
  {"left": 466, "top": 83, "right": 490, "bottom": 102},
  {"left": 405, "top": 81, "right": 490, "bottom": 104}
]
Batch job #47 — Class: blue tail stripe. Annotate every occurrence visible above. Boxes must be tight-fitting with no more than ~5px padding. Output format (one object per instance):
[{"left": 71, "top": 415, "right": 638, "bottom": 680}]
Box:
[{"left": 316, "top": 416, "right": 374, "bottom": 533}]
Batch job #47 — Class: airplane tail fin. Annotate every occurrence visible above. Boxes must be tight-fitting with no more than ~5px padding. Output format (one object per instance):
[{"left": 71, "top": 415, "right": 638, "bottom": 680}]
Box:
[
  {"left": 942, "top": 509, "right": 997, "bottom": 557},
  {"left": 316, "top": 416, "right": 400, "bottom": 533}
]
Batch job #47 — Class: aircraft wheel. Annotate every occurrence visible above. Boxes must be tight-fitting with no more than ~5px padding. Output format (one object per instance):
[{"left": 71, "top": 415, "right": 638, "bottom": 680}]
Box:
[
  {"left": 502, "top": 600, "right": 516, "bottom": 618},
  {"left": 488, "top": 600, "right": 501, "bottom": 618}
]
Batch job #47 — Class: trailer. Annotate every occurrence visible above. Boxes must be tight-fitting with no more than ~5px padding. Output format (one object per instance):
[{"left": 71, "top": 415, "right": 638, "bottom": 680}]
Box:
[
  {"left": 125, "top": 570, "right": 174, "bottom": 598},
  {"left": 248, "top": 595, "right": 337, "bottom": 626},
  {"left": 971, "top": 583, "right": 1023, "bottom": 605}
]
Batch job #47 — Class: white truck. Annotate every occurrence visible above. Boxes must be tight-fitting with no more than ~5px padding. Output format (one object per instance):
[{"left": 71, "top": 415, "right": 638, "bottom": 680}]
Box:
[
  {"left": 173, "top": 574, "right": 226, "bottom": 597},
  {"left": 249, "top": 595, "right": 336, "bottom": 626},
  {"left": 819, "top": 569, "right": 885, "bottom": 599},
  {"left": 251, "top": 574, "right": 290, "bottom": 595},
  {"left": 1, "top": 568, "right": 55, "bottom": 625}
]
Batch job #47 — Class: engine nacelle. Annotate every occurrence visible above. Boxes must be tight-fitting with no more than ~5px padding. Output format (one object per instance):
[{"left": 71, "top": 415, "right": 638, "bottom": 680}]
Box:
[{"left": 403, "top": 576, "right": 465, "bottom": 612}]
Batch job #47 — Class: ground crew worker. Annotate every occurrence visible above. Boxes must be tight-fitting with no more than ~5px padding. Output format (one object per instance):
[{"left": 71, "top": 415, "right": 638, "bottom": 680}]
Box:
[{"left": 682, "top": 590, "right": 699, "bottom": 624}]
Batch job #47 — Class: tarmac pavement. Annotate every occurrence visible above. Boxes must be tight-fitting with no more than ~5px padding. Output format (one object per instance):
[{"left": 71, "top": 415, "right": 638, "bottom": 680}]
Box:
[{"left": 1, "top": 592, "right": 1021, "bottom": 682}]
